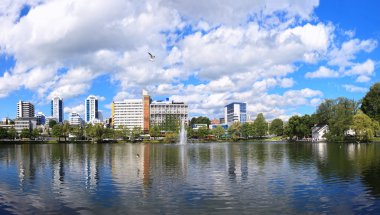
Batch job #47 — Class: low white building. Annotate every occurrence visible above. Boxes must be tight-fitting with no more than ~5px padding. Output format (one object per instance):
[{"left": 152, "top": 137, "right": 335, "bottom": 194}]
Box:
[
  {"left": 14, "top": 117, "right": 37, "bottom": 133},
  {"left": 312, "top": 124, "right": 329, "bottom": 142},
  {"left": 69, "top": 112, "right": 84, "bottom": 127}
]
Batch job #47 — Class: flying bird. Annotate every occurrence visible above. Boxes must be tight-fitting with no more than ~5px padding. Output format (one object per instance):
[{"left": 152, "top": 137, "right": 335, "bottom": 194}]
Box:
[{"left": 148, "top": 52, "right": 155, "bottom": 61}]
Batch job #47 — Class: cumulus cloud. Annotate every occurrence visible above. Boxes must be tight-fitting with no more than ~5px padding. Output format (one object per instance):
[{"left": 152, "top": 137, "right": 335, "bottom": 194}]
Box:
[
  {"left": 64, "top": 104, "right": 85, "bottom": 116},
  {"left": 0, "top": 0, "right": 377, "bottom": 119},
  {"left": 343, "top": 84, "right": 368, "bottom": 93},
  {"left": 305, "top": 66, "right": 339, "bottom": 78}
]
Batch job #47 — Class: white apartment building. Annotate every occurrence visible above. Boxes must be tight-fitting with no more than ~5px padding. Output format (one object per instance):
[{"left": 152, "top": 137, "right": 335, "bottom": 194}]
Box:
[
  {"left": 112, "top": 99, "right": 144, "bottom": 130},
  {"left": 69, "top": 112, "right": 84, "bottom": 127},
  {"left": 85, "top": 95, "right": 98, "bottom": 123},
  {"left": 150, "top": 100, "right": 188, "bottom": 126},
  {"left": 15, "top": 117, "right": 37, "bottom": 133},
  {"left": 17, "top": 101, "right": 35, "bottom": 118}
]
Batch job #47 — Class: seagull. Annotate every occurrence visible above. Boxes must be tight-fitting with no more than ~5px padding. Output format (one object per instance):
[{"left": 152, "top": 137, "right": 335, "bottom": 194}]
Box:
[
  {"left": 136, "top": 153, "right": 140, "bottom": 158},
  {"left": 148, "top": 52, "right": 155, "bottom": 61}
]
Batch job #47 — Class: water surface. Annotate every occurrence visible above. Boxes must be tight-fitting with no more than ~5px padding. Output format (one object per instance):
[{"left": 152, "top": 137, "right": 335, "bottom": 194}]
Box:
[{"left": 1, "top": 142, "right": 380, "bottom": 214}]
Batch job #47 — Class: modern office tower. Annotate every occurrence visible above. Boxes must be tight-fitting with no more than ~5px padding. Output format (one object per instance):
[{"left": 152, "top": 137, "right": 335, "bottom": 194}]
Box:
[
  {"left": 69, "top": 112, "right": 84, "bottom": 127},
  {"left": 143, "top": 90, "right": 151, "bottom": 133},
  {"left": 98, "top": 111, "right": 104, "bottom": 122},
  {"left": 35, "top": 112, "right": 46, "bottom": 125},
  {"left": 150, "top": 99, "right": 188, "bottom": 127},
  {"left": 17, "top": 101, "right": 35, "bottom": 118},
  {"left": 112, "top": 99, "right": 144, "bottom": 130},
  {"left": 85, "top": 95, "right": 98, "bottom": 123},
  {"left": 224, "top": 102, "right": 247, "bottom": 126},
  {"left": 51, "top": 97, "right": 63, "bottom": 123}
]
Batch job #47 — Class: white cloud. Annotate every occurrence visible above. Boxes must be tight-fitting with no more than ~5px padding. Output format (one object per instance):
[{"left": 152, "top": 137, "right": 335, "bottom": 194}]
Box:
[
  {"left": 343, "top": 84, "right": 368, "bottom": 93},
  {"left": 64, "top": 104, "right": 85, "bottom": 116},
  {"left": 305, "top": 66, "right": 339, "bottom": 78}
]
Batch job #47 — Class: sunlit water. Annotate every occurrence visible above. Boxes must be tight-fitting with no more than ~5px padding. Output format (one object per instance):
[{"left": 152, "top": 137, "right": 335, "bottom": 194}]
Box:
[{"left": 1, "top": 142, "right": 380, "bottom": 214}]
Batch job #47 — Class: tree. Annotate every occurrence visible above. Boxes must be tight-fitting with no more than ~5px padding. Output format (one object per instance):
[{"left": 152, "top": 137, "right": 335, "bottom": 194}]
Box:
[
  {"left": 0, "top": 127, "right": 7, "bottom": 139},
  {"left": 212, "top": 126, "right": 225, "bottom": 139},
  {"left": 197, "top": 126, "right": 209, "bottom": 139},
  {"left": 31, "top": 128, "right": 40, "bottom": 139},
  {"left": 361, "top": 82, "right": 380, "bottom": 122},
  {"left": 7, "top": 128, "right": 17, "bottom": 139},
  {"left": 62, "top": 122, "right": 71, "bottom": 141},
  {"left": 164, "top": 132, "right": 178, "bottom": 143},
  {"left": 253, "top": 113, "right": 268, "bottom": 137},
  {"left": 190, "top": 116, "right": 211, "bottom": 126},
  {"left": 131, "top": 126, "right": 142, "bottom": 141},
  {"left": 352, "top": 110, "right": 376, "bottom": 142},
  {"left": 52, "top": 124, "right": 63, "bottom": 140},
  {"left": 49, "top": 120, "right": 57, "bottom": 128},
  {"left": 149, "top": 125, "right": 161, "bottom": 139},
  {"left": 228, "top": 122, "right": 241, "bottom": 141},
  {"left": 241, "top": 123, "right": 254, "bottom": 138},
  {"left": 269, "top": 118, "right": 284, "bottom": 136},
  {"left": 20, "top": 128, "right": 31, "bottom": 139}
]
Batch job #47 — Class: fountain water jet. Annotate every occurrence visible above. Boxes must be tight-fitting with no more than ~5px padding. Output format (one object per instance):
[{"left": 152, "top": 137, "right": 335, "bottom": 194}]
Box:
[{"left": 179, "top": 119, "right": 187, "bottom": 145}]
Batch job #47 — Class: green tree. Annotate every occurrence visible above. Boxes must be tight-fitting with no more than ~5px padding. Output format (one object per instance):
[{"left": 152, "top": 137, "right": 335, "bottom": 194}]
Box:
[
  {"left": 71, "top": 126, "right": 84, "bottom": 140},
  {"left": 228, "top": 122, "right": 241, "bottom": 141},
  {"left": 20, "top": 128, "right": 31, "bottom": 139},
  {"left": 131, "top": 126, "right": 142, "bottom": 141},
  {"left": 31, "top": 128, "right": 40, "bottom": 139},
  {"left": 62, "top": 122, "right": 71, "bottom": 141},
  {"left": 352, "top": 110, "right": 376, "bottom": 142},
  {"left": 197, "top": 126, "right": 209, "bottom": 139},
  {"left": 212, "top": 126, "right": 225, "bottom": 139},
  {"left": 7, "top": 128, "right": 17, "bottom": 139},
  {"left": 164, "top": 132, "right": 178, "bottom": 143},
  {"left": 49, "top": 120, "right": 57, "bottom": 128},
  {"left": 253, "top": 113, "right": 268, "bottom": 137},
  {"left": 0, "top": 127, "right": 7, "bottom": 139},
  {"left": 241, "top": 123, "right": 254, "bottom": 138},
  {"left": 149, "top": 125, "right": 161, "bottom": 139},
  {"left": 361, "top": 82, "right": 380, "bottom": 122},
  {"left": 269, "top": 118, "right": 284, "bottom": 136},
  {"left": 52, "top": 124, "right": 63, "bottom": 140},
  {"left": 190, "top": 116, "right": 211, "bottom": 126}
]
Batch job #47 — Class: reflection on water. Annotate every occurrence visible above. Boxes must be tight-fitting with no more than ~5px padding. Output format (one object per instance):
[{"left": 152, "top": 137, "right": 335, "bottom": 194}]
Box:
[{"left": 1, "top": 142, "right": 380, "bottom": 214}]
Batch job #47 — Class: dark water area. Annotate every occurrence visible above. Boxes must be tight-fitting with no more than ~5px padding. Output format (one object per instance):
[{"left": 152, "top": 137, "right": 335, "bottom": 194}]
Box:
[{"left": 1, "top": 142, "right": 380, "bottom": 214}]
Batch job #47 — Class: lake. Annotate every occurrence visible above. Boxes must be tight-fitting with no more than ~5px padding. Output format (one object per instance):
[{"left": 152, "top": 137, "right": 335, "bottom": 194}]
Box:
[{"left": 1, "top": 142, "right": 380, "bottom": 214}]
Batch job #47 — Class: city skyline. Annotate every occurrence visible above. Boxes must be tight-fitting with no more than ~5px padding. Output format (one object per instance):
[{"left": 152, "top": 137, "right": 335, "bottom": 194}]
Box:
[{"left": 0, "top": 1, "right": 379, "bottom": 121}]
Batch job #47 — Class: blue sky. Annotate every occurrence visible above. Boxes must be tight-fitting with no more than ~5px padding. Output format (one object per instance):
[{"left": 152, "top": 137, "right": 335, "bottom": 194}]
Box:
[{"left": 0, "top": 0, "right": 379, "bottom": 121}]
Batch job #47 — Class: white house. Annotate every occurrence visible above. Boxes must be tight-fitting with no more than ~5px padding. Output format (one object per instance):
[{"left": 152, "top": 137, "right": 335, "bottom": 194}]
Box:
[{"left": 312, "top": 124, "right": 329, "bottom": 142}]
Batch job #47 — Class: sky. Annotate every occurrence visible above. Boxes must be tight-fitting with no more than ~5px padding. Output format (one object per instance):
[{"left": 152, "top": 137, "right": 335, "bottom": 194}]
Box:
[{"left": 0, "top": 0, "right": 379, "bottom": 121}]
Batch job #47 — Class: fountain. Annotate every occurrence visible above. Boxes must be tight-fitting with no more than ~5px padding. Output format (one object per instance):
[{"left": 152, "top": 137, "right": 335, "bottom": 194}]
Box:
[{"left": 179, "top": 119, "right": 187, "bottom": 145}]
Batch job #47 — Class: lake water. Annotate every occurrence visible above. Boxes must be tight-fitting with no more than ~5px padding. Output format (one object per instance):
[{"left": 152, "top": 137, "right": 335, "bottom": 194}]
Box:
[{"left": 1, "top": 142, "right": 380, "bottom": 214}]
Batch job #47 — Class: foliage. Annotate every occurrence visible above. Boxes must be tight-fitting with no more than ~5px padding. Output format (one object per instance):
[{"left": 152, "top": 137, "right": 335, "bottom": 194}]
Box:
[
  {"left": 149, "top": 125, "right": 161, "bottom": 138},
  {"left": 71, "top": 126, "right": 84, "bottom": 140},
  {"left": 241, "top": 123, "right": 254, "bottom": 138},
  {"left": 269, "top": 118, "right": 284, "bottom": 136},
  {"left": 159, "top": 115, "right": 180, "bottom": 132},
  {"left": 197, "top": 126, "right": 209, "bottom": 139},
  {"left": 164, "top": 132, "right": 178, "bottom": 143},
  {"left": 253, "top": 113, "right": 268, "bottom": 137},
  {"left": 7, "top": 128, "right": 17, "bottom": 139},
  {"left": 52, "top": 125, "right": 63, "bottom": 138},
  {"left": 49, "top": 120, "right": 57, "bottom": 128},
  {"left": 285, "top": 115, "right": 316, "bottom": 140},
  {"left": 316, "top": 98, "right": 358, "bottom": 141},
  {"left": 0, "top": 127, "right": 7, "bottom": 139},
  {"left": 352, "top": 110, "right": 376, "bottom": 142},
  {"left": 212, "top": 126, "right": 225, "bottom": 138},
  {"left": 20, "top": 128, "right": 31, "bottom": 139},
  {"left": 31, "top": 128, "right": 40, "bottom": 139},
  {"left": 190, "top": 116, "right": 211, "bottom": 126},
  {"left": 228, "top": 122, "right": 241, "bottom": 141},
  {"left": 131, "top": 126, "right": 142, "bottom": 141},
  {"left": 361, "top": 82, "right": 380, "bottom": 122}
]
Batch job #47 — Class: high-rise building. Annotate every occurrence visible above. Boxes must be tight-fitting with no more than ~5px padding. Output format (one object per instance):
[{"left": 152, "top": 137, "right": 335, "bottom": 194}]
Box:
[
  {"left": 51, "top": 97, "right": 63, "bottom": 123},
  {"left": 85, "top": 95, "right": 98, "bottom": 123},
  {"left": 36, "top": 112, "right": 46, "bottom": 125},
  {"left": 17, "top": 101, "right": 35, "bottom": 118},
  {"left": 69, "top": 112, "right": 84, "bottom": 127},
  {"left": 224, "top": 102, "right": 247, "bottom": 126},
  {"left": 150, "top": 100, "right": 188, "bottom": 127},
  {"left": 143, "top": 90, "right": 151, "bottom": 133},
  {"left": 112, "top": 99, "right": 144, "bottom": 130}
]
